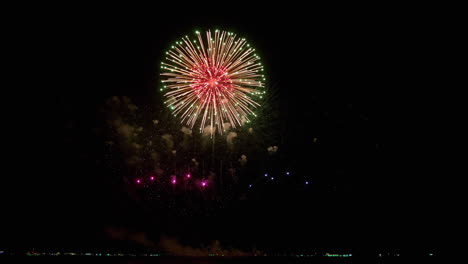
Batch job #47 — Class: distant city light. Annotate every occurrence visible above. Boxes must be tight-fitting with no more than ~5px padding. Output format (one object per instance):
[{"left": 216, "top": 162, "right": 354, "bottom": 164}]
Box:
[{"left": 324, "top": 253, "right": 352, "bottom": 258}]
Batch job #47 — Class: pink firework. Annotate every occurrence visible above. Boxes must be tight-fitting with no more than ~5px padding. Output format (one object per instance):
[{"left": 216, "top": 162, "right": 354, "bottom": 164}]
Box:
[{"left": 160, "top": 29, "right": 265, "bottom": 135}]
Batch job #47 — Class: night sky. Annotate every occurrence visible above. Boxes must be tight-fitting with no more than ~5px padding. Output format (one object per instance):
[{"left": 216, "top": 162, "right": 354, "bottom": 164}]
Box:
[{"left": 4, "top": 10, "right": 440, "bottom": 256}]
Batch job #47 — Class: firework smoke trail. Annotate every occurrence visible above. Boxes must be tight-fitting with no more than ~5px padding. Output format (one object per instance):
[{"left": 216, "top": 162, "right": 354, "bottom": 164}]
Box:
[{"left": 160, "top": 29, "right": 266, "bottom": 136}]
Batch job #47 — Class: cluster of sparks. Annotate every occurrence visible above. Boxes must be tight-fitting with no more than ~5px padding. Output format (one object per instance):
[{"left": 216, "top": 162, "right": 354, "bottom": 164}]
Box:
[
  {"left": 160, "top": 29, "right": 265, "bottom": 136},
  {"left": 134, "top": 171, "right": 313, "bottom": 191},
  {"left": 135, "top": 174, "right": 209, "bottom": 189}
]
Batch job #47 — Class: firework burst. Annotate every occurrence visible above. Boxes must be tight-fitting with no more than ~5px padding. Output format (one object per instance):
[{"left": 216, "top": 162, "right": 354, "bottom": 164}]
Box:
[{"left": 160, "top": 29, "right": 265, "bottom": 136}]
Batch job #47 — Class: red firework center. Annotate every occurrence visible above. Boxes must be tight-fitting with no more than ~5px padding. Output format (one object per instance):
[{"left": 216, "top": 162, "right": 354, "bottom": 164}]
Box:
[{"left": 191, "top": 63, "right": 234, "bottom": 95}]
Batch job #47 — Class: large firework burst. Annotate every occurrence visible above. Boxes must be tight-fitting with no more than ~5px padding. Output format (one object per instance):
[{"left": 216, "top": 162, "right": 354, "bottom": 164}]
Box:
[{"left": 160, "top": 29, "right": 265, "bottom": 136}]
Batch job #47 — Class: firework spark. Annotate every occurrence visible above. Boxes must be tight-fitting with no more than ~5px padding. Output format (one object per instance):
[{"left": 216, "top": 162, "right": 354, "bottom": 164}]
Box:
[{"left": 160, "top": 29, "right": 265, "bottom": 136}]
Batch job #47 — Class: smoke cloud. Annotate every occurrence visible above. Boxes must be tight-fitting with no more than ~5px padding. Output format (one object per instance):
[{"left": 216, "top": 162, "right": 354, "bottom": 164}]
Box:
[
  {"left": 203, "top": 125, "right": 216, "bottom": 137},
  {"left": 159, "top": 236, "right": 253, "bottom": 257},
  {"left": 181, "top": 126, "right": 192, "bottom": 136},
  {"left": 267, "top": 146, "right": 278, "bottom": 154},
  {"left": 161, "top": 134, "right": 174, "bottom": 150},
  {"left": 105, "top": 228, "right": 259, "bottom": 257},
  {"left": 128, "top": 104, "right": 138, "bottom": 111},
  {"left": 226, "top": 132, "right": 237, "bottom": 147},
  {"left": 222, "top": 122, "right": 232, "bottom": 132},
  {"left": 114, "top": 119, "right": 136, "bottom": 141},
  {"left": 239, "top": 154, "right": 247, "bottom": 166},
  {"left": 192, "top": 158, "right": 199, "bottom": 167}
]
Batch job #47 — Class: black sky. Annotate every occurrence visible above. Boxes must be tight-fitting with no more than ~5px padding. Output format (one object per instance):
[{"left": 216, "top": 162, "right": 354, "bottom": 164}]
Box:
[{"left": 4, "top": 9, "right": 440, "bottom": 255}]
